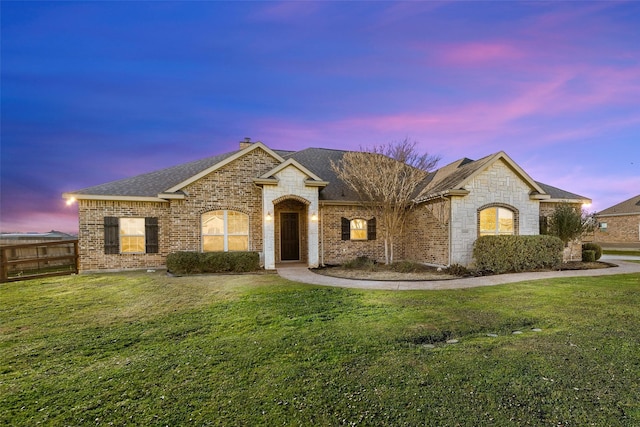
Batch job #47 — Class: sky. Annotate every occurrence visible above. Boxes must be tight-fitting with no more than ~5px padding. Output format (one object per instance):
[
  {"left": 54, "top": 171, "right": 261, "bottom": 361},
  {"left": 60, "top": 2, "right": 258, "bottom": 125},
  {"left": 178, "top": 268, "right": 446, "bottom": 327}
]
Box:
[{"left": 1, "top": 1, "right": 639, "bottom": 234}]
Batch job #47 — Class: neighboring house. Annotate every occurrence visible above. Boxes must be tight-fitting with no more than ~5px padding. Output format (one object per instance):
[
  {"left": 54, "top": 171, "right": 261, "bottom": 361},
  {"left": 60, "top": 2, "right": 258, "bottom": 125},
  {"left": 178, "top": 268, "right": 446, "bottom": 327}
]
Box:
[
  {"left": 593, "top": 195, "right": 640, "bottom": 245},
  {"left": 63, "top": 140, "right": 590, "bottom": 271}
]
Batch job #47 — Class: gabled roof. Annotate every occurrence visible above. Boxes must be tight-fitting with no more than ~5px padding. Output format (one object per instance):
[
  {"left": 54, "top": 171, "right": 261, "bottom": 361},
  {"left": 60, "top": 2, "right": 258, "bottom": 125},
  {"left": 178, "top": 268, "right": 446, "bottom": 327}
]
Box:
[
  {"left": 416, "top": 151, "right": 548, "bottom": 202},
  {"left": 64, "top": 143, "right": 290, "bottom": 201},
  {"left": 63, "top": 142, "right": 588, "bottom": 205},
  {"left": 597, "top": 194, "right": 640, "bottom": 216},
  {"left": 283, "top": 148, "right": 360, "bottom": 201},
  {"left": 254, "top": 158, "right": 329, "bottom": 188}
]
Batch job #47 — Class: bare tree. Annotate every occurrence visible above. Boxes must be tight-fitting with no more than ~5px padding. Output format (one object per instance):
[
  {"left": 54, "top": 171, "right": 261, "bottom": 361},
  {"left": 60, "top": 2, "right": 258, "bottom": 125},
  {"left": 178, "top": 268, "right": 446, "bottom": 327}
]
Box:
[{"left": 331, "top": 138, "right": 440, "bottom": 264}]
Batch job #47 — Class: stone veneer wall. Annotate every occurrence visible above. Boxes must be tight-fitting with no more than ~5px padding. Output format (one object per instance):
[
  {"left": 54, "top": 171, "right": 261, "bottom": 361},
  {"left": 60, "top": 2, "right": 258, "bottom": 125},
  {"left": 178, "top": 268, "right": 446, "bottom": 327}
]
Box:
[
  {"left": 77, "top": 200, "right": 170, "bottom": 271},
  {"left": 593, "top": 214, "right": 640, "bottom": 244},
  {"left": 319, "top": 204, "right": 389, "bottom": 265},
  {"left": 402, "top": 198, "right": 450, "bottom": 266},
  {"left": 262, "top": 166, "right": 320, "bottom": 269},
  {"left": 450, "top": 160, "right": 540, "bottom": 266}
]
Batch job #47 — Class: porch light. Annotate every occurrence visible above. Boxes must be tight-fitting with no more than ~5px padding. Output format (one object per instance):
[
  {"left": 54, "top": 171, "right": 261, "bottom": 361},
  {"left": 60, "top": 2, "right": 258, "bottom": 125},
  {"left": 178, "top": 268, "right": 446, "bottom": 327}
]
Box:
[
  {"left": 66, "top": 197, "right": 76, "bottom": 206},
  {"left": 311, "top": 212, "right": 318, "bottom": 221},
  {"left": 265, "top": 212, "right": 272, "bottom": 221}
]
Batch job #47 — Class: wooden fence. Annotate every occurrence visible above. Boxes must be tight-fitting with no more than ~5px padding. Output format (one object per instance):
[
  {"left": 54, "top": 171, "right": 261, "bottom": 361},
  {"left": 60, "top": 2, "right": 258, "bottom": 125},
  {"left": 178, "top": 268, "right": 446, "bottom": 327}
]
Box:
[{"left": 0, "top": 240, "right": 79, "bottom": 283}]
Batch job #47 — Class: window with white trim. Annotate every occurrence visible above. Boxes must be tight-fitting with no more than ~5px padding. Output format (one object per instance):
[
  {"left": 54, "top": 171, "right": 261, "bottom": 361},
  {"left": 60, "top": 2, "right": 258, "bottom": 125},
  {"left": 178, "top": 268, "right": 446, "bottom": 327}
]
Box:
[
  {"left": 120, "top": 218, "right": 146, "bottom": 253},
  {"left": 479, "top": 207, "right": 514, "bottom": 236},
  {"left": 202, "top": 210, "right": 249, "bottom": 251}
]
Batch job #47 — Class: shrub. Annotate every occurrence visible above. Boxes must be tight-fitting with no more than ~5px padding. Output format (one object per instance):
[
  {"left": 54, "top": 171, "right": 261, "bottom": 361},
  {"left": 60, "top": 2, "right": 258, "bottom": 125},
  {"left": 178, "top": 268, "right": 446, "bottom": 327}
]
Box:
[
  {"left": 166, "top": 251, "right": 202, "bottom": 275},
  {"left": 230, "top": 251, "right": 261, "bottom": 272},
  {"left": 582, "top": 250, "right": 596, "bottom": 262},
  {"left": 392, "top": 260, "right": 422, "bottom": 273},
  {"left": 166, "top": 251, "right": 261, "bottom": 275},
  {"left": 582, "top": 243, "right": 602, "bottom": 261},
  {"left": 343, "top": 256, "right": 376, "bottom": 271},
  {"left": 446, "top": 264, "right": 470, "bottom": 277},
  {"left": 201, "top": 252, "right": 231, "bottom": 273},
  {"left": 473, "top": 235, "right": 563, "bottom": 274}
]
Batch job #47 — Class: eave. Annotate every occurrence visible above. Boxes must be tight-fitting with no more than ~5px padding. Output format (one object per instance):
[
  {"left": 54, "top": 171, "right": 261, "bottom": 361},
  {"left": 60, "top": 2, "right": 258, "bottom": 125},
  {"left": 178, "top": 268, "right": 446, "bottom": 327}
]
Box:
[{"left": 62, "top": 193, "right": 169, "bottom": 203}]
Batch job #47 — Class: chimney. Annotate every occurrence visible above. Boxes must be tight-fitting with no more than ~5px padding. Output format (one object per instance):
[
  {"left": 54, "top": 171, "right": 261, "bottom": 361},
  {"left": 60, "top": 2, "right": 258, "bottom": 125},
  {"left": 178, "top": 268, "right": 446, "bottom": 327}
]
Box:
[{"left": 239, "top": 137, "right": 253, "bottom": 150}]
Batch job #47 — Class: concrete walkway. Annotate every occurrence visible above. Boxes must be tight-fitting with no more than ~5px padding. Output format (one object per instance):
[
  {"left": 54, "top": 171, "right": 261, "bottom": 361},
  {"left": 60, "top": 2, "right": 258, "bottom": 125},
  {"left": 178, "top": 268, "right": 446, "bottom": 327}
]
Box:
[{"left": 277, "top": 258, "right": 640, "bottom": 291}]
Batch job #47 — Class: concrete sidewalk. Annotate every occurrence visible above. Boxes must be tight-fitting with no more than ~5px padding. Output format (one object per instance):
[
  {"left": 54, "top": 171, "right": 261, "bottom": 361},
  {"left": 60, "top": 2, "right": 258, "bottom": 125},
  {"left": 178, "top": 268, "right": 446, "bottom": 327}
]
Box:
[{"left": 276, "top": 259, "right": 640, "bottom": 291}]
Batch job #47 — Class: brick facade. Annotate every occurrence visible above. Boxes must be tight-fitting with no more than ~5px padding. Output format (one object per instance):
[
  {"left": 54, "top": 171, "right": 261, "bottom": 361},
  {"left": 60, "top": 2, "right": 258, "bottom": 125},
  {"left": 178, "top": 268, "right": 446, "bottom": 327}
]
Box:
[
  {"left": 77, "top": 200, "right": 169, "bottom": 271},
  {"left": 319, "top": 204, "right": 388, "bottom": 265},
  {"left": 73, "top": 146, "right": 586, "bottom": 271},
  {"left": 77, "top": 148, "right": 280, "bottom": 271},
  {"left": 169, "top": 148, "right": 279, "bottom": 254},
  {"left": 593, "top": 214, "right": 640, "bottom": 244},
  {"left": 402, "top": 199, "right": 450, "bottom": 266}
]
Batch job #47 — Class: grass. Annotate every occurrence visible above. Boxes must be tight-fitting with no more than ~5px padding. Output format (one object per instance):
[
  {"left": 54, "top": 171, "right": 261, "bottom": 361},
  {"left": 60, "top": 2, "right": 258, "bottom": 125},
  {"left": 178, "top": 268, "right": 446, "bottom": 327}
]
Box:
[
  {"left": 603, "top": 249, "right": 640, "bottom": 257},
  {"left": 2, "top": 271, "right": 640, "bottom": 426}
]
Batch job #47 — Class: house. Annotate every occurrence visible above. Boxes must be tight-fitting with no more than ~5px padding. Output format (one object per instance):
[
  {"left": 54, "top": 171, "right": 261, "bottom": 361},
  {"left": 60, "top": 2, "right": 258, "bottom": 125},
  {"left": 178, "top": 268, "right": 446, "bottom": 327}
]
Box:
[
  {"left": 592, "top": 195, "right": 640, "bottom": 246},
  {"left": 62, "top": 139, "right": 590, "bottom": 272}
]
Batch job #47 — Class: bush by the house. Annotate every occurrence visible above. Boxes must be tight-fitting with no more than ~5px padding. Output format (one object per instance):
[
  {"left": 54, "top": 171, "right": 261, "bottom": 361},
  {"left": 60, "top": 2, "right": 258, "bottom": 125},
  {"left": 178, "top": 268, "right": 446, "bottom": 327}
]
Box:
[
  {"left": 343, "top": 256, "right": 377, "bottom": 270},
  {"left": 446, "top": 263, "right": 471, "bottom": 277},
  {"left": 473, "top": 235, "right": 564, "bottom": 274},
  {"left": 166, "top": 251, "right": 202, "bottom": 274},
  {"left": 582, "top": 242, "right": 602, "bottom": 261},
  {"left": 582, "top": 250, "right": 596, "bottom": 263},
  {"left": 167, "top": 251, "right": 260, "bottom": 275},
  {"left": 391, "top": 260, "right": 423, "bottom": 273}
]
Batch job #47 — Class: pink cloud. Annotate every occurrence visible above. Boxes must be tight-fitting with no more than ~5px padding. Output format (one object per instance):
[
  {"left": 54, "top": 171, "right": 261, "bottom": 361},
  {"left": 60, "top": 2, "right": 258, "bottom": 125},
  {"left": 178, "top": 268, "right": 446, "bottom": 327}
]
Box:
[{"left": 438, "top": 42, "right": 525, "bottom": 65}]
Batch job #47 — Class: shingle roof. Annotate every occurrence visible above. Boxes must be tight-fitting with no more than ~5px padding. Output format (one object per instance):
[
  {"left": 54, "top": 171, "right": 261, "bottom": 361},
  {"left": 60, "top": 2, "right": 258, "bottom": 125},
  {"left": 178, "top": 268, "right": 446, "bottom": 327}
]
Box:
[
  {"left": 535, "top": 181, "right": 589, "bottom": 202},
  {"left": 67, "top": 143, "right": 588, "bottom": 204},
  {"left": 597, "top": 194, "right": 640, "bottom": 216},
  {"left": 71, "top": 151, "right": 241, "bottom": 197},
  {"left": 283, "top": 148, "right": 360, "bottom": 201},
  {"left": 418, "top": 153, "right": 496, "bottom": 197}
]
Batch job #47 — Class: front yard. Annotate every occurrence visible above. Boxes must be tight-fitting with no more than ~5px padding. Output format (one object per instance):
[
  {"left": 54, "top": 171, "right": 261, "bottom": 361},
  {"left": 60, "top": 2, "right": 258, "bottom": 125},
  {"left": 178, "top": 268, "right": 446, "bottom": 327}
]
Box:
[{"left": 1, "top": 271, "right": 639, "bottom": 425}]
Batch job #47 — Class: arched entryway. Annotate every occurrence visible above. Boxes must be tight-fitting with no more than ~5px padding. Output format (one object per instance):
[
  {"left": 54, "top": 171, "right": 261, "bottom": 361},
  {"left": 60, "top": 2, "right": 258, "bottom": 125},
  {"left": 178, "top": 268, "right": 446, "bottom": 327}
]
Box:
[{"left": 273, "top": 196, "right": 309, "bottom": 264}]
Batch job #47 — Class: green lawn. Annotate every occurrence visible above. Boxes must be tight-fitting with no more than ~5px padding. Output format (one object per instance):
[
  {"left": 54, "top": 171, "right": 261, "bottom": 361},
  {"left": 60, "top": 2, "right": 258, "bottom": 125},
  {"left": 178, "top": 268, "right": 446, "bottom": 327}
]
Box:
[
  {"left": 2, "top": 271, "right": 639, "bottom": 426},
  {"left": 603, "top": 249, "right": 640, "bottom": 257}
]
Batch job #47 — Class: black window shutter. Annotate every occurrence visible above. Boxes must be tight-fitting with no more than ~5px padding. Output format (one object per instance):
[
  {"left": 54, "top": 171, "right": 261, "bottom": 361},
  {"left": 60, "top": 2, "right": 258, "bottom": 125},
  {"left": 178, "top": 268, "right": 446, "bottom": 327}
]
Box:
[
  {"left": 341, "top": 217, "right": 350, "bottom": 240},
  {"left": 104, "top": 217, "right": 119, "bottom": 254},
  {"left": 367, "top": 217, "right": 377, "bottom": 240},
  {"left": 145, "top": 217, "right": 159, "bottom": 254}
]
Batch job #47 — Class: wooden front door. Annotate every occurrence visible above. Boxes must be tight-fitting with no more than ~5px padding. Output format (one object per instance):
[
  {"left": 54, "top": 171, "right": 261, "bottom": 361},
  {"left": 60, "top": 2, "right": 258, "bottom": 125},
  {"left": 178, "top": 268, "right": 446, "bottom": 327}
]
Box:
[{"left": 280, "top": 213, "right": 300, "bottom": 261}]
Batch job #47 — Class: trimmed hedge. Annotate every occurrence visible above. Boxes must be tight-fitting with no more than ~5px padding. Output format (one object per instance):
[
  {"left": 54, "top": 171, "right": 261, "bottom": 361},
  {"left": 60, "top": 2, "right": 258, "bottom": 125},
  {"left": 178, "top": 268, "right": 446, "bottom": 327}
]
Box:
[
  {"left": 167, "top": 251, "right": 261, "bottom": 275},
  {"left": 473, "top": 235, "right": 564, "bottom": 274},
  {"left": 582, "top": 243, "right": 602, "bottom": 261},
  {"left": 582, "top": 250, "right": 596, "bottom": 262}
]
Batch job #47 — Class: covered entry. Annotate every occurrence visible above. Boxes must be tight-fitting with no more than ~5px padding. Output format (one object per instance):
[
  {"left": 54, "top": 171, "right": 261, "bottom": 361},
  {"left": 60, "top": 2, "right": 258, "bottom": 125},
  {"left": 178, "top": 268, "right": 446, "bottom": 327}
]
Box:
[
  {"left": 274, "top": 196, "right": 309, "bottom": 264},
  {"left": 254, "top": 158, "right": 327, "bottom": 269}
]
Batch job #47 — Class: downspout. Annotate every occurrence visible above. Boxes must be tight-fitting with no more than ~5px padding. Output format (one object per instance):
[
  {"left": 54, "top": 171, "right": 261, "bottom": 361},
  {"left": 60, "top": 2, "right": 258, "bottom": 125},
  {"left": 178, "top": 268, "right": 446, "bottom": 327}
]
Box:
[
  {"left": 447, "top": 195, "right": 452, "bottom": 267},
  {"left": 320, "top": 204, "right": 325, "bottom": 267}
]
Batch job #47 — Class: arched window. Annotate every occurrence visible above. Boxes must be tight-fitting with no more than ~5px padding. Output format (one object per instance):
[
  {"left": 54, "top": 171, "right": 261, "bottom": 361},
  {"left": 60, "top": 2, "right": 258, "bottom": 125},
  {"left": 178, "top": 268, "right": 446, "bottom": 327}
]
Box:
[
  {"left": 202, "top": 210, "right": 249, "bottom": 251},
  {"left": 479, "top": 207, "right": 514, "bottom": 236}
]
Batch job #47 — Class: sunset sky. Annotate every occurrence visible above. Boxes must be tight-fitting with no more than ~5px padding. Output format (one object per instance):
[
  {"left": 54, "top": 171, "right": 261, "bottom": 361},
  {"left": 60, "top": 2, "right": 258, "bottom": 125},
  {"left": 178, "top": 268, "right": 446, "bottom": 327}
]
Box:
[{"left": 2, "top": 1, "right": 639, "bottom": 233}]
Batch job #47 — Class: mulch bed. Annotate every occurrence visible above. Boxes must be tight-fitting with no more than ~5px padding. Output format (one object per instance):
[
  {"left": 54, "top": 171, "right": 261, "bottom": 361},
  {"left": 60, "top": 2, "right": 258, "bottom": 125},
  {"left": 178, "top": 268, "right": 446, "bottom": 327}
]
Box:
[{"left": 313, "top": 261, "right": 615, "bottom": 281}]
